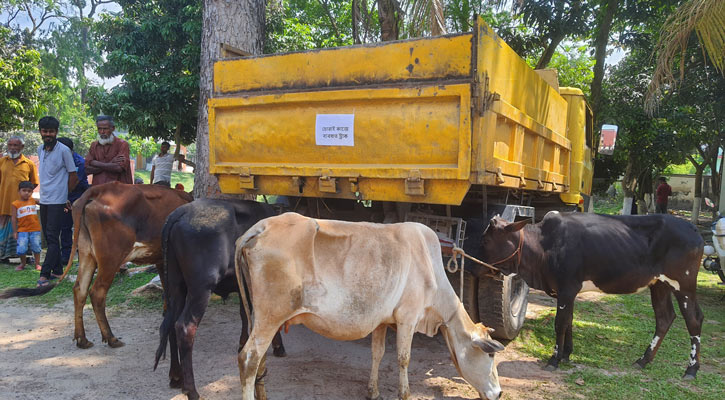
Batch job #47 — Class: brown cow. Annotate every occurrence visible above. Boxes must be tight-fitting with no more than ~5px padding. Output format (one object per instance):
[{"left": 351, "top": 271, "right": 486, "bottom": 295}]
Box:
[{"left": 0, "top": 182, "right": 192, "bottom": 349}]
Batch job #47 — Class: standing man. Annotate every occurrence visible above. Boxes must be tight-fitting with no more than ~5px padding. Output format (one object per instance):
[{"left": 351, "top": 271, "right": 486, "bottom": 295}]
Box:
[
  {"left": 37, "top": 116, "right": 78, "bottom": 286},
  {"left": 0, "top": 136, "right": 39, "bottom": 263},
  {"left": 57, "top": 137, "right": 89, "bottom": 266},
  {"left": 655, "top": 176, "right": 672, "bottom": 214},
  {"left": 85, "top": 115, "right": 132, "bottom": 185},
  {"left": 150, "top": 141, "right": 173, "bottom": 187}
]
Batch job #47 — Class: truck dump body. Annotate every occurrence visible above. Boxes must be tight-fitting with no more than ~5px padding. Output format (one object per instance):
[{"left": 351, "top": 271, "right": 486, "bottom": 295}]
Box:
[{"left": 209, "top": 19, "right": 588, "bottom": 206}]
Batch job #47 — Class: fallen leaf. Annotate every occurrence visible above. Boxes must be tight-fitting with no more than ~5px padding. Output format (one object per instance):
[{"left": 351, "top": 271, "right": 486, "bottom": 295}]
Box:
[{"left": 575, "top": 378, "right": 585, "bottom": 386}]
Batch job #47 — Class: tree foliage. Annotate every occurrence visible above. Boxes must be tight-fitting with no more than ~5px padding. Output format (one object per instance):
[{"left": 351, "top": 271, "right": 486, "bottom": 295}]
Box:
[
  {"left": 646, "top": 0, "right": 725, "bottom": 112},
  {"left": 0, "top": 26, "right": 59, "bottom": 131},
  {"left": 93, "top": 0, "right": 201, "bottom": 144},
  {"left": 510, "top": 0, "right": 593, "bottom": 69},
  {"left": 266, "top": 0, "right": 354, "bottom": 53},
  {"left": 1, "top": 0, "right": 115, "bottom": 151}
]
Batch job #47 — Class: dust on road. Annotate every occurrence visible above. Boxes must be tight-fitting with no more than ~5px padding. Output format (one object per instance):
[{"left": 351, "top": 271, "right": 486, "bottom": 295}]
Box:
[{"left": 0, "top": 295, "right": 564, "bottom": 400}]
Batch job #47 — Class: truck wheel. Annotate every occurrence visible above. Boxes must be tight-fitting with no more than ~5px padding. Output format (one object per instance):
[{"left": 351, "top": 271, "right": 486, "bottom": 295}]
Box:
[{"left": 473, "top": 274, "right": 529, "bottom": 340}]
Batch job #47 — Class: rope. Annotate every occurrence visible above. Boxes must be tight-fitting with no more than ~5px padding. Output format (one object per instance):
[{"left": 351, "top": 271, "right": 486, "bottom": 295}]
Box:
[
  {"left": 444, "top": 230, "right": 523, "bottom": 301},
  {"left": 446, "top": 247, "right": 501, "bottom": 301}
]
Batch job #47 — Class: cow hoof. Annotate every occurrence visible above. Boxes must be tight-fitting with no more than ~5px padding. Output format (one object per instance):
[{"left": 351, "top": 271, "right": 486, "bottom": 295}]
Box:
[
  {"left": 183, "top": 390, "right": 200, "bottom": 400},
  {"left": 365, "top": 395, "right": 381, "bottom": 400},
  {"left": 107, "top": 338, "right": 125, "bottom": 348},
  {"left": 683, "top": 365, "right": 698, "bottom": 380},
  {"left": 76, "top": 338, "right": 94, "bottom": 349},
  {"left": 273, "top": 346, "right": 287, "bottom": 357},
  {"left": 254, "top": 383, "right": 267, "bottom": 400},
  {"left": 543, "top": 364, "right": 558, "bottom": 372},
  {"left": 633, "top": 359, "right": 647, "bottom": 370}
]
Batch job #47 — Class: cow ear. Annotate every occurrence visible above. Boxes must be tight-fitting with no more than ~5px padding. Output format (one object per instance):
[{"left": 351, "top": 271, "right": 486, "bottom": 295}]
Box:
[
  {"left": 473, "top": 337, "right": 505, "bottom": 353},
  {"left": 504, "top": 218, "right": 531, "bottom": 233}
]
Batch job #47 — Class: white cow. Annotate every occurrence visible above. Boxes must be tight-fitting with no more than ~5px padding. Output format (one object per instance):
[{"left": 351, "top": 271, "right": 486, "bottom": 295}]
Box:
[{"left": 235, "top": 213, "right": 505, "bottom": 400}]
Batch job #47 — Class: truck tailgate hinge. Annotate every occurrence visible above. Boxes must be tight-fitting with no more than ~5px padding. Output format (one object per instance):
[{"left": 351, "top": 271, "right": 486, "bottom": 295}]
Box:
[
  {"left": 318, "top": 176, "right": 337, "bottom": 193},
  {"left": 405, "top": 170, "right": 425, "bottom": 196},
  {"left": 239, "top": 168, "right": 256, "bottom": 190}
]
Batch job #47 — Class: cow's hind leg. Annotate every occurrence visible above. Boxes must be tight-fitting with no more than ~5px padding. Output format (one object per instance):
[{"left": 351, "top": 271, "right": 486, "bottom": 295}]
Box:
[
  {"left": 72, "top": 250, "right": 97, "bottom": 349},
  {"left": 175, "top": 289, "right": 211, "bottom": 400},
  {"left": 367, "top": 324, "right": 387, "bottom": 400},
  {"left": 238, "top": 287, "right": 286, "bottom": 358},
  {"left": 89, "top": 260, "right": 125, "bottom": 348},
  {"left": 635, "top": 282, "right": 675, "bottom": 370},
  {"left": 673, "top": 290, "right": 703, "bottom": 379},
  {"left": 166, "top": 282, "right": 187, "bottom": 389},
  {"left": 239, "top": 324, "right": 278, "bottom": 400}
]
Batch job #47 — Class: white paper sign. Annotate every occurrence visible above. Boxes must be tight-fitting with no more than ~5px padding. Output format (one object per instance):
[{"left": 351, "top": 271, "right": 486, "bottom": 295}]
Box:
[{"left": 315, "top": 114, "right": 354, "bottom": 146}]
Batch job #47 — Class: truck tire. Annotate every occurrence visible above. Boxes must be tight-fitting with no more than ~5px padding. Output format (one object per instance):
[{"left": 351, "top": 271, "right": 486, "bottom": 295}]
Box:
[{"left": 473, "top": 274, "right": 529, "bottom": 341}]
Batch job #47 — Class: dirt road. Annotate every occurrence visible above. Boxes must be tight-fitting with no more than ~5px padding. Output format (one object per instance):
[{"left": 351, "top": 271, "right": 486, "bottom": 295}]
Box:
[{"left": 0, "top": 295, "right": 564, "bottom": 400}]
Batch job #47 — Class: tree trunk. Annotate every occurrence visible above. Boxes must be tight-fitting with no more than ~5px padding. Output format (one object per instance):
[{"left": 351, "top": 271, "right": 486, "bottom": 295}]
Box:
[
  {"left": 692, "top": 165, "right": 704, "bottom": 224},
  {"left": 590, "top": 0, "right": 619, "bottom": 119},
  {"left": 194, "top": 0, "right": 265, "bottom": 199},
  {"left": 636, "top": 171, "right": 652, "bottom": 215},
  {"left": 535, "top": 33, "right": 565, "bottom": 70},
  {"left": 621, "top": 159, "right": 637, "bottom": 215},
  {"left": 79, "top": 22, "right": 89, "bottom": 103},
  {"left": 715, "top": 144, "right": 723, "bottom": 219},
  {"left": 378, "top": 0, "right": 399, "bottom": 41}
]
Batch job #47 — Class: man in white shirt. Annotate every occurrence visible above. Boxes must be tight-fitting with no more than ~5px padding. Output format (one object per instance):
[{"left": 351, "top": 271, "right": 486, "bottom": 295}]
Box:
[{"left": 150, "top": 141, "right": 174, "bottom": 187}]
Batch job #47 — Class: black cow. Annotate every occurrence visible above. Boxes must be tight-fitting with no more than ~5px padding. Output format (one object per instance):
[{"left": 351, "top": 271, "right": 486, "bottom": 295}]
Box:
[
  {"left": 154, "top": 199, "right": 286, "bottom": 400},
  {"left": 481, "top": 212, "right": 704, "bottom": 379}
]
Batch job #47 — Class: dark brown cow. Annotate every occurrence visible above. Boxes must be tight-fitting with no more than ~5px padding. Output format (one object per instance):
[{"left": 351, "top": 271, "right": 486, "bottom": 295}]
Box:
[
  {"left": 481, "top": 212, "right": 704, "bottom": 379},
  {"left": 0, "top": 182, "right": 192, "bottom": 349}
]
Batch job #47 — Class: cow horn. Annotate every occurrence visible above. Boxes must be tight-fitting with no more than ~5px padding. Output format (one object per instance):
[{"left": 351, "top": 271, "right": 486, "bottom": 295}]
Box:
[{"left": 473, "top": 337, "right": 505, "bottom": 353}]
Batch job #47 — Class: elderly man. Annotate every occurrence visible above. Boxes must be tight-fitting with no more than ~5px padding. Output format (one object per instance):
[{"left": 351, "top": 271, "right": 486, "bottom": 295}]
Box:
[
  {"left": 85, "top": 115, "right": 132, "bottom": 185},
  {"left": 0, "top": 136, "right": 39, "bottom": 263},
  {"left": 37, "top": 116, "right": 78, "bottom": 286}
]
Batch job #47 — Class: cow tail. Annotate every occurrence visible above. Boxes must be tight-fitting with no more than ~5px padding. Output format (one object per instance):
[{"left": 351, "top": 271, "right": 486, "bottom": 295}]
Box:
[
  {"left": 235, "top": 233, "right": 258, "bottom": 336},
  {"left": 0, "top": 192, "right": 92, "bottom": 299},
  {"left": 154, "top": 209, "right": 181, "bottom": 371},
  {"left": 57, "top": 192, "right": 90, "bottom": 283}
]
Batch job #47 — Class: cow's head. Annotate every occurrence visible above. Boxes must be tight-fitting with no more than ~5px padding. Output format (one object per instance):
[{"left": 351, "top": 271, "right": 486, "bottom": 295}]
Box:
[
  {"left": 481, "top": 216, "right": 531, "bottom": 275},
  {"left": 445, "top": 321, "right": 504, "bottom": 399}
]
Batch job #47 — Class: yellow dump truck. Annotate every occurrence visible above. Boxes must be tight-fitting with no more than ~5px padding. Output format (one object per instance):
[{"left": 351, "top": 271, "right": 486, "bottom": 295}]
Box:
[{"left": 208, "top": 18, "right": 594, "bottom": 339}]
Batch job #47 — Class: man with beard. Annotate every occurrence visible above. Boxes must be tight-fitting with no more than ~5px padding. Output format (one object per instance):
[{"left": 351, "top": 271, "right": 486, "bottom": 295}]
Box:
[
  {"left": 85, "top": 115, "right": 132, "bottom": 185},
  {"left": 0, "top": 136, "right": 39, "bottom": 263},
  {"left": 37, "top": 116, "right": 78, "bottom": 286}
]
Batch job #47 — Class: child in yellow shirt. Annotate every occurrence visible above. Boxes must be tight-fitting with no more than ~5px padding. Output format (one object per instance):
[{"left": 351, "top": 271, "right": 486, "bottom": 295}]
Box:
[{"left": 11, "top": 181, "right": 42, "bottom": 271}]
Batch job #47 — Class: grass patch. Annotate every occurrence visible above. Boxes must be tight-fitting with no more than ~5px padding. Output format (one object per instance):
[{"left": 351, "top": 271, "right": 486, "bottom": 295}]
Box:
[
  {"left": 134, "top": 170, "right": 195, "bottom": 191},
  {"left": 513, "top": 270, "right": 725, "bottom": 399},
  {"left": 0, "top": 261, "right": 162, "bottom": 310}
]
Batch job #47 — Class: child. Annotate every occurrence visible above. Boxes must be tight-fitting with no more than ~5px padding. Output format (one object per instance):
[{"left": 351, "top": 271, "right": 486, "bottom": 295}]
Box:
[{"left": 11, "top": 181, "right": 42, "bottom": 271}]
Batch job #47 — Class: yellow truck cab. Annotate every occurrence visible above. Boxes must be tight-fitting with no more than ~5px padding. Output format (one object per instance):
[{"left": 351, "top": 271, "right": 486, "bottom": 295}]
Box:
[{"left": 208, "top": 17, "right": 595, "bottom": 339}]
